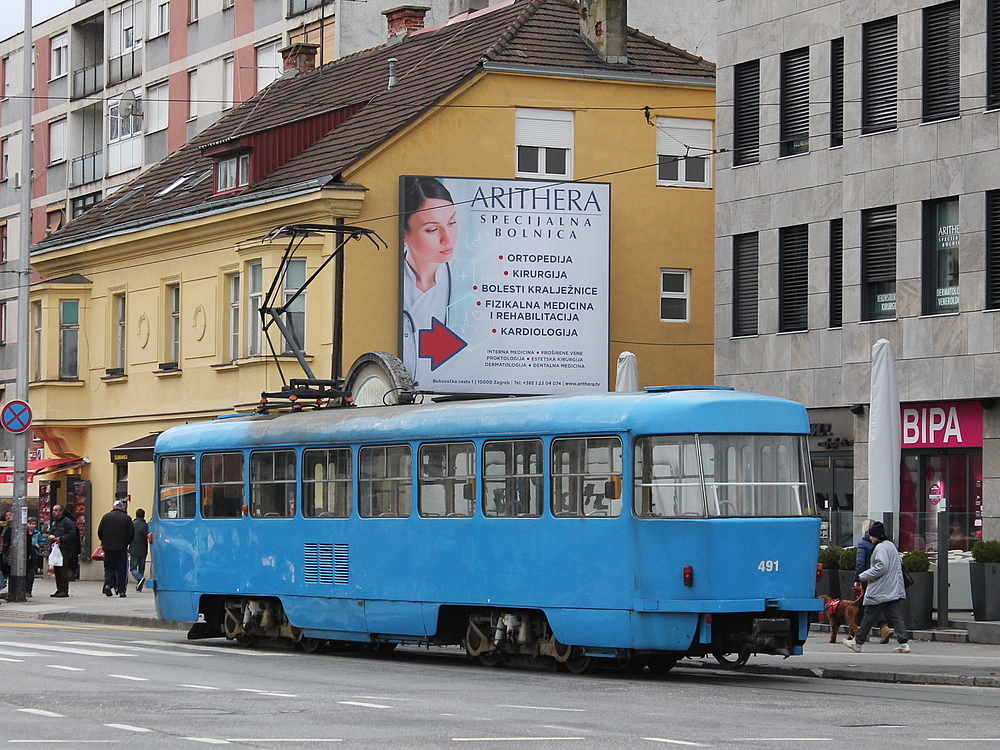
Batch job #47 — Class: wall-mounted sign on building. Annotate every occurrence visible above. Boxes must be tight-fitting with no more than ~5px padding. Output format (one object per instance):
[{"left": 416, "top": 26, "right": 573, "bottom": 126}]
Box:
[
  {"left": 399, "top": 175, "right": 611, "bottom": 395},
  {"left": 901, "top": 400, "right": 983, "bottom": 449}
]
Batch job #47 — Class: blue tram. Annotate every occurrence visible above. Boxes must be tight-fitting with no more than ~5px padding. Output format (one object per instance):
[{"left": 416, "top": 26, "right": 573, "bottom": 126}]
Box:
[{"left": 151, "top": 386, "right": 821, "bottom": 671}]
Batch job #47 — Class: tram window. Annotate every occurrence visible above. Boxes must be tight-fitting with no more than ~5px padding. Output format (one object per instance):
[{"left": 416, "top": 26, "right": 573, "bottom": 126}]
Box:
[
  {"left": 201, "top": 452, "right": 245, "bottom": 519},
  {"left": 303, "top": 448, "right": 352, "bottom": 518},
  {"left": 698, "top": 435, "right": 813, "bottom": 517},
  {"left": 419, "top": 442, "right": 475, "bottom": 518},
  {"left": 633, "top": 436, "right": 706, "bottom": 518},
  {"left": 552, "top": 436, "right": 622, "bottom": 518},
  {"left": 359, "top": 444, "right": 412, "bottom": 518},
  {"left": 483, "top": 439, "right": 543, "bottom": 518},
  {"left": 250, "top": 450, "right": 296, "bottom": 518},
  {"left": 158, "top": 455, "right": 196, "bottom": 519}
]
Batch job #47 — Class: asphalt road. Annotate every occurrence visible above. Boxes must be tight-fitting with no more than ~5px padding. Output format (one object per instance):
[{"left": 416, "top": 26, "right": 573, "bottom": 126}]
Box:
[{"left": 2, "top": 618, "right": 1000, "bottom": 749}]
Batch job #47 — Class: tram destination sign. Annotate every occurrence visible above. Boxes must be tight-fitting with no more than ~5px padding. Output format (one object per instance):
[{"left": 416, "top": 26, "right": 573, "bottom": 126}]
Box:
[{"left": 399, "top": 175, "right": 610, "bottom": 395}]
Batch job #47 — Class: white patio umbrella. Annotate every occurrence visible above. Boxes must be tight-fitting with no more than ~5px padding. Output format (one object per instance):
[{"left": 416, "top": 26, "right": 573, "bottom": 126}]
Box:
[
  {"left": 868, "top": 338, "right": 901, "bottom": 522},
  {"left": 615, "top": 351, "right": 639, "bottom": 392}
]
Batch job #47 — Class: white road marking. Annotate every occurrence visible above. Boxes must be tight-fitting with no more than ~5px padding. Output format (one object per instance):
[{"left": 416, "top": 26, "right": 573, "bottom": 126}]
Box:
[
  {"left": 0, "top": 649, "right": 39, "bottom": 657},
  {"left": 734, "top": 740, "right": 832, "bottom": 743},
  {"left": 453, "top": 738, "right": 584, "bottom": 743},
  {"left": 183, "top": 740, "right": 232, "bottom": 745},
  {"left": 106, "top": 724, "right": 153, "bottom": 733},
  {"left": 643, "top": 739, "right": 710, "bottom": 747},
  {"left": 225, "top": 741, "right": 343, "bottom": 744},
  {"left": 61, "top": 641, "right": 198, "bottom": 657},
  {"left": 129, "top": 640, "right": 294, "bottom": 656},
  {"left": 46, "top": 665, "right": 84, "bottom": 671},
  {"left": 178, "top": 684, "right": 219, "bottom": 690},
  {"left": 496, "top": 705, "right": 586, "bottom": 712},
  {"left": 17, "top": 709, "right": 64, "bottom": 718},
  {"left": 236, "top": 688, "right": 297, "bottom": 697},
  {"left": 107, "top": 674, "right": 149, "bottom": 681},
  {"left": 337, "top": 701, "right": 391, "bottom": 709},
  {"left": 928, "top": 740, "right": 1000, "bottom": 743},
  {"left": 0, "top": 656, "right": 25, "bottom": 662},
  {"left": 8, "top": 741, "right": 122, "bottom": 744},
  {"left": 0, "top": 641, "right": 133, "bottom": 657}
]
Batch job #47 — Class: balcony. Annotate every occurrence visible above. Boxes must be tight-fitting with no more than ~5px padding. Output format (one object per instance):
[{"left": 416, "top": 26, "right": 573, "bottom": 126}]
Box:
[
  {"left": 71, "top": 151, "right": 103, "bottom": 186},
  {"left": 108, "top": 50, "right": 141, "bottom": 85},
  {"left": 72, "top": 63, "right": 104, "bottom": 99}
]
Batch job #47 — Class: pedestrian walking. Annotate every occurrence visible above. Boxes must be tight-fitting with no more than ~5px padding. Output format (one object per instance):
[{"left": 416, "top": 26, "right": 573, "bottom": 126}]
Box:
[
  {"left": 129, "top": 508, "right": 149, "bottom": 592},
  {"left": 48, "top": 504, "right": 79, "bottom": 598},
  {"left": 855, "top": 518, "right": 892, "bottom": 643},
  {"left": 0, "top": 509, "right": 11, "bottom": 596},
  {"left": 25, "top": 517, "right": 43, "bottom": 597},
  {"left": 97, "top": 500, "right": 134, "bottom": 598},
  {"left": 843, "top": 521, "right": 911, "bottom": 654}
]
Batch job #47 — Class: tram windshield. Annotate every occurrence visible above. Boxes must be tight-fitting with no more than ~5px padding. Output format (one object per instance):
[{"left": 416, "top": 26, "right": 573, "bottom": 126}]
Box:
[{"left": 634, "top": 434, "right": 815, "bottom": 518}]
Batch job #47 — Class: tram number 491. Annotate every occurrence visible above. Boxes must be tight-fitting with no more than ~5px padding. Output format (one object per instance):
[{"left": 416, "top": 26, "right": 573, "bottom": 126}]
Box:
[{"left": 758, "top": 560, "right": 780, "bottom": 572}]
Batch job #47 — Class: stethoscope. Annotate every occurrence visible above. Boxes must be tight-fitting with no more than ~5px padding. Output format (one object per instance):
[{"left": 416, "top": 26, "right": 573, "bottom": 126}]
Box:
[{"left": 402, "top": 260, "right": 452, "bottom": 343}]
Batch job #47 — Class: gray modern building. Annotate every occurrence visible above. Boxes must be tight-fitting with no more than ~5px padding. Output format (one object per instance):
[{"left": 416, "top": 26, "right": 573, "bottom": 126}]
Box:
[{"left": 715, "top": 0, "right": 1000, "bottom": 552}]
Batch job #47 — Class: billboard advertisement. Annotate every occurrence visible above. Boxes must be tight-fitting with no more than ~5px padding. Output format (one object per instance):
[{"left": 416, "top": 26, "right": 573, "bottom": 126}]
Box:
[{"left": 400, "top": 175, "right": 610, "bottom": 395}]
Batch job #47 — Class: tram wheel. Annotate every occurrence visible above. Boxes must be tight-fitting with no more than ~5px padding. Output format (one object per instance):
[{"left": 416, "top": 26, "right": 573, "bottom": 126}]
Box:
[
  {"left": 478, "top": 651, "right": 503, "bottom": 667},
  {"left": 645, "top": 654, "right": 678, "bottom": 675},
  {"left": 712, "top": 648, "right": 751, "bottom": 669},
  {"left": 298, "top": 637, "right": 327, "bottom": 654},
  {"left": 235, "top": 634, "right": 257, "bottom": 648},
  {"left": 563, "top": 653, "right": 594, "bottom": 675}
]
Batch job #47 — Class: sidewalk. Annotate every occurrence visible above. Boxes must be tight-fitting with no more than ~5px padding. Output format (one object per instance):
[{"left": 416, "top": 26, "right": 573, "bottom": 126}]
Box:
[{"left": 2, "top": 581, "right": 999, "bottom": 688}]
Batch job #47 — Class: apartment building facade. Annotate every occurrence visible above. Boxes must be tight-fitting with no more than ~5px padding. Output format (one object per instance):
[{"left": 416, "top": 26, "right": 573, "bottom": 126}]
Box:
[{"left": 715, "top": 0, "right": 1000, "bottom": 551}]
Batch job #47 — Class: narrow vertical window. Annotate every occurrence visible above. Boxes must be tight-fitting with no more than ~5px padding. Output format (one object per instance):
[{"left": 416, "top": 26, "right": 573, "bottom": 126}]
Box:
[
  {"left": 113, "top": 292, "right": 126, "bottom": 372},
  {"left": 779, "top": 225, "right": 809, "bottom": 332},
  {"left": 0, "top": 223, "right": 7, "bottom": 263},
  {"left": 228, "top": 272, "right": 241, "bottom": 361},
  {"left": 733, "top": 60, "right": 760, "bottom": 165},
  {"left": 829, "top": 219, "right": 843, "bottom": 328},
  {"left": 0, "top": 302, "right": 6, "bottom": 345},
  {"left": 862, "top": 17, "right": 898, "bottom": 133},
  {"left": 164, "top": 283, "right": 180, "bottom": 367},
  {"left": 922, "top": 197, "right": 960, "bottom": 315},
  {"left": 31, "top": 300, "right": 42, "bottom": 380},
  {"left": 732, "top": 233, "right": 759, "bottom": 337},
  {"left": 222, "top": 56, "right": 235, "bottom": 110},
  {"left": 830, "top": 39, "right": 844, "bottom": 147},
  {"left": 989, "top": 0, "right": 1000, "bottom": 110},
  {"left": 862, "top": 206, "right": 897, "bottom": 320},
  {"left": 59, "top": 299, "right": 80, "bottom": 379},
  {"left": 987, "top": 191, "right": 1000, "bottom": 309},
  {"left": 923, "top": 2, "right": 960, "bottom": 122},
  {"left": 780, "top": 48, "right": 810, "bottom": 156},
  {"left": 187, "top": 69, "right": 198, "bottom": 120},
  {"left": 248, "top": 261, "right": 263, "bottom": 356},
  {"left": 282, "top": 259, "right": 306, "bottom": 354}
]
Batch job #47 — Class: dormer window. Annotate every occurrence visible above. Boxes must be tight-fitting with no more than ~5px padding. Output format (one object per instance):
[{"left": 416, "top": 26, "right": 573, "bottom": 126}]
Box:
[{"left": 215, "top": 153, "right": 250, "bottom": 192}]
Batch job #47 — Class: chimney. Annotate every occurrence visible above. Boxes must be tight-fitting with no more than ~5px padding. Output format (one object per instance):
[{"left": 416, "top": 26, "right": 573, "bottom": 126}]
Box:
[
  {"left": 579, "top": 0, "right": 628, "bottom": 65},
  {"left": 280, "top": 43, "right": 320, "bottom": 75},
  {"left": 449, "top": 0, "right": 487, "bottom": 18},
  {"left": 383, "top": 5, "right": 431, "bottom": 41}
]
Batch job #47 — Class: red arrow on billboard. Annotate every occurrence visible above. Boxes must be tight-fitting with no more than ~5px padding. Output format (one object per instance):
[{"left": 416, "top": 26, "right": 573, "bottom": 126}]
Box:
[{"left": 418, "top": 318, "right": 468, "bottom": 370}]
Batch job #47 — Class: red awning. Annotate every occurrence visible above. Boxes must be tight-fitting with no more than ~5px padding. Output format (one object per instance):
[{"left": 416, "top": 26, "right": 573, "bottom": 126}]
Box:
[{"left": 0, "top": 456, "right": 85, "bottom": 483}]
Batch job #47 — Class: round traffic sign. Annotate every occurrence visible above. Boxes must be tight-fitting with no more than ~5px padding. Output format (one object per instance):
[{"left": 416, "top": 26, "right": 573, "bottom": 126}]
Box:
[{"left": 1, "top": 399, "right": 33, "bottom": 434}]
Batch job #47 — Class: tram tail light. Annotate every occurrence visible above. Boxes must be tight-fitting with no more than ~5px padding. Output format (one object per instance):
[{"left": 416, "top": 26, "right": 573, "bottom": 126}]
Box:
[
  {"left": 683, "top": 565, "right": 694, "bottom": 587},
  {"left": 817, "top": 563, "right": 824, "bottom": 583}
]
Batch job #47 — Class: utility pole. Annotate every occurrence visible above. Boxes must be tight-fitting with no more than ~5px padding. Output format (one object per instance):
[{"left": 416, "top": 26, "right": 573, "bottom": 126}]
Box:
[{"left": 8, "top": 0, "right": 34, "bottom": 604}]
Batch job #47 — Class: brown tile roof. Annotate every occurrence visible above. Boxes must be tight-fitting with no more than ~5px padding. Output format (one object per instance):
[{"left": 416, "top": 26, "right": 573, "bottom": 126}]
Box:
[{"left": 36, "top": 0, "right": 713, "bottom": 251}]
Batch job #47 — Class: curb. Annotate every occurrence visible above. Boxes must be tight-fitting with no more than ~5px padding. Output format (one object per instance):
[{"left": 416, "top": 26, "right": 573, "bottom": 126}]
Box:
[
  {"left": 685, "top": 660, "right": 1000, "bottom": 689},
  {"left": 0, "top": 609, "right": 189, "bottom": 631}
]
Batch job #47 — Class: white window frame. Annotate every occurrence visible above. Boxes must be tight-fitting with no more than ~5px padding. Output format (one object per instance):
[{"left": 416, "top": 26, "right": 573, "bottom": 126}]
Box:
[
  {"left": 187, "top": 69, "right": 198, "bottom": 120},
  {"left": 165, "top": 282, "right": 180, "bottom": 365},
  {"left": 256, "top": 41, "right": 282, "bottom": 92},
  {"left": 31, "top": 300, "right": 42, "bottom": 380},
  {"left": 50, "top": 32, "right": 69, "bottom": 80},
  {"left": 656, "top": 117, "right": 713, "bottom": 188},
  {"left": 222, "top": 55, "right": 235, "bottom": 110},
  {"left": 108, "top": 93, "right": 143, "bottom": 174},
  {"left": 149, "top": 0, "right": 170, "bottom": 38},
  {"left": 0, "top": 301, "right": 7, "bottom": 345},
  {"left": 145, "top": 81, "right": 169, "bottom": 132},
  {"left": 216, "top": 153, "right": 249, "bottom": 192},
  {"left": 113, "top": 291, "right": 127, "bottom": 371},
  {"left": 48, "top": 118, "right": 67, "bottom": 164},
  {"left": 247, "top": 261, "right": 263, "bottom": 356},
  {"left": 228, "top": 272, "right": 241, "bottom": 361},
  {"left": 282, "top": 259, "right": 306, "bottom": 355},
  {"left": 660, "top": 269, "right": 690, "bottom": 323},
  {"left": 109, "top": 1, "right": 141, "bottom": 58},
  {"left": 515, "top": 108, "right": 573, "bottom": 179}
]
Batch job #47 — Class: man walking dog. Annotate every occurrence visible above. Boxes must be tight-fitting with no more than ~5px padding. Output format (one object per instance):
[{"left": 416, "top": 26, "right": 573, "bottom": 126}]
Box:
[{"left": 842, "top": 521, "right": 911, "bottom": 654}]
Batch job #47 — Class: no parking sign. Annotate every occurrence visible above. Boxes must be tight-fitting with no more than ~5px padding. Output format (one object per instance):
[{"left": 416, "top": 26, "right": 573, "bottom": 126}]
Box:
[{"left": 1, "top": 400, "right": 32, "bottom": 434}]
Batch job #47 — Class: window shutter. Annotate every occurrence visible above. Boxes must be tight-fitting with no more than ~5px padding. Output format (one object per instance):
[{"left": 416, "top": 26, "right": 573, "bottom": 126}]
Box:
[
  {"left": 829, "top": 219, "right": 843, "bottom": 328},
  {"left": 515, "top": 109, "right": 573, "bottom": 148},
  {"left": 733, "top": 233, "right": 759, "bottom": 337},
  {"left": 862, "top": 206, "right": 897, "bottom": 319},
  {"left": 830, "top": 39, "right": 844, "bottom": 147},
  {"left": 780, "top": 48, "right": 810, "bottom": 156},
  {"left": 986, "top": 192, "right": 1000, "bottom": 309},
  {"left": 989, "top": 0, "right": 1000, "bottom": 110},
  {"left": 779, "top": 226, "right": 809, "bottom": 332},
  {"left": 923, "top": 1, "right": 960, "bottom": 122},
  {"left": 657, "top": 120, "right": 712, "bottom": 157},
  {"left": 733, "top": 61, "right": 760, "bottom": 165},
  {"left": 862, "top": 17, "right": 898, "bottom": 133}
]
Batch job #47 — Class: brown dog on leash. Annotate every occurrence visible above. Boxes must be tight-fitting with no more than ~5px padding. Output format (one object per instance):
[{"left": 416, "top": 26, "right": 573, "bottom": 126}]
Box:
[{"left": 819, "top": 594, "right": 893, "bottom": 644}]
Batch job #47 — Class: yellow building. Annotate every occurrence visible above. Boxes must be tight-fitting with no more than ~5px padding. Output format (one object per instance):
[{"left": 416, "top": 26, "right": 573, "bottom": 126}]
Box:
[{"left": 28, "top": 0, "right": 715, "bottom": 559}]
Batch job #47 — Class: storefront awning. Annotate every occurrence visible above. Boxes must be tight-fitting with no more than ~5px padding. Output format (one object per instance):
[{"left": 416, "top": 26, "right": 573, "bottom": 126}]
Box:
[
  {"left": 110, "top": 433, "right": 160, "bottom": 463},
  {"left": 0, "top": 456, "right": 86, "bottom": 483}
]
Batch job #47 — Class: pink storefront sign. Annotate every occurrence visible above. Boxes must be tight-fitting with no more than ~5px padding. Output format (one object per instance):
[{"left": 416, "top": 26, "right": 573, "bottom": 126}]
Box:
[{"left": 900, "top": 400, "right": 983, "bottom": 449}]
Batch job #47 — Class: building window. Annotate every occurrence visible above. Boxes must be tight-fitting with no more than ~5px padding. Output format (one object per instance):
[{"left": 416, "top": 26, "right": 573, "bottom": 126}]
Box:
[
  {"left": 656, "top": 117, "right": 712, "bottom": 187},
  {"left": 290, "top": 0, "right": 334, "bottom": 15},
  {"left": 71, "top": 191, "right": 102, "bottom": 218},
  {"left": 150, "top": 0, "right": 170, "bottom": 37},
  {"left": 733, "top": 60, "right": 760, "bottom": 166},
  {"left": 359, "top": 445, "right": 412, "bottom": 518},
  {"left": 830, "top": 39, "right": 844, "bottom": 147},
  {"left": 215, "top": 153, "right": 250, "bottom": 192},
  {"left": 515, "top": 109, "right": 573, "bottom": 179},
  {"left": 483, "top": 439, "right": 543, "bottom": 518},
  {"left": 922, "top": 197, "right": 959, "bottom": 315},
  {"left": 778, "top": 225, "right": 809, "bottom": 332},
  {"left": 108, "top": 94, "right": 142, "bottom": 174},
  {"left": 829, "top": 219, "right": 843, "bottom": 328},
  {"left": 862, "top": 206, "right": 897, "bottom": 321},
  {"left": 1, "top": 136, "right": 8, "bottom": 180},
  {"left": 862, "top": 17, "right": 898, "bottom": 134},
  {"left": 990, "top": 0, "right": 1000, "bottom": 110},
  {"left": 187, "top": 69, "right": 198, "bottom": 120},
  {"left": 282, "top": 259, "right": 306, "bottom": 354},
  {"left": 0, "top": 302, "right": 6, "bottom": 345},
  {"left": 0, "top": 223, "right": 7, "bottom": 263},
  {"left": 164, "top": 283, "right": 180, "bottom": 367},
  {"left": 987, "top": 192, "right": 1000, "bottom": 309},
  {"left": 112, "top": 292, "right": 127, "bottom": 372},
  {"left": 222, "top": 56, "right": 235, "bottom": 110},
  {"left": 256, "top": 41, "right": 282, "bottom": 92},
  {"left": 418, "top": 442, "right": 476, "bottom": 518},
  {"left": 247, "top": 261, "right": 263, "bottom": 356},
  {"left": 31, "top": 300, "right": 41, "bottom": 380},
  {"left": 732, "top": 233, "right": 759, "bottom": 337},
  {"left": 924, "top": 2, "right": 960, "bottom": 122},
  {"left": 189, "top": 0, "right": 199, "bottom": 23},
  {"left": 660, "top": 269, "right": 690, "bottom": 322},
  {"left": 228, "top": 272, "right": 240, "bottom": 361},
  {"left": 48, "top": 118, "right": 66, "bottom": 164},
  {"left": 780, "top": 48, "right": 809, "bottom": 156},
  {"left": 146, "top": 82, "right": 169, "bottom": 132},
  {"left": 50, "top": 32, "right": 68, "bottom": 79},
  {"left": 1, "top": 56, "right": 8, "bottom": 99},
  {"left": 59, "top": 299, "right": 80, "bottom": 379},
  {"left": 109, "top": 1, "right": 141, "bottom": 83}
]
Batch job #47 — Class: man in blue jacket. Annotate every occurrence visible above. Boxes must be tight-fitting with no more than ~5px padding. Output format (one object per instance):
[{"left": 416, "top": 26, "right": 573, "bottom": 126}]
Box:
[{"left": 843, "top": 521, "right": 911, "bottom": 653}]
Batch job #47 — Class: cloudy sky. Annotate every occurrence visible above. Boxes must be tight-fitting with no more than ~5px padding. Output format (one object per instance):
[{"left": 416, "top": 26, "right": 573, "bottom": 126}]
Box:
[{"left": 2, "top": 0, "right": 74, "bottom": 43}]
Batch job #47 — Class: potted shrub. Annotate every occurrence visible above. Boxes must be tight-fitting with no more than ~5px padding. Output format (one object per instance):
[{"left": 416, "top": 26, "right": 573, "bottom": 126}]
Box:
[
  {"left": 900, "top": 549, "right": 933, "bottom": 631},
  {"left": 817, "top": 546, "right": 843, "bottom": 599},
  {"left": 837, "top": 546, "right": 859, "bottom": 599},
  {"left": 970, "top": 540, "right": 1000, "bottom": 622}
]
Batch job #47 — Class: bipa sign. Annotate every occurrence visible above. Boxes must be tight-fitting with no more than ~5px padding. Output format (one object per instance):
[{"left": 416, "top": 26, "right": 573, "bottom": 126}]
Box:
[{"left": 901, "top": 400, "right": 982, "bottom": 449}]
